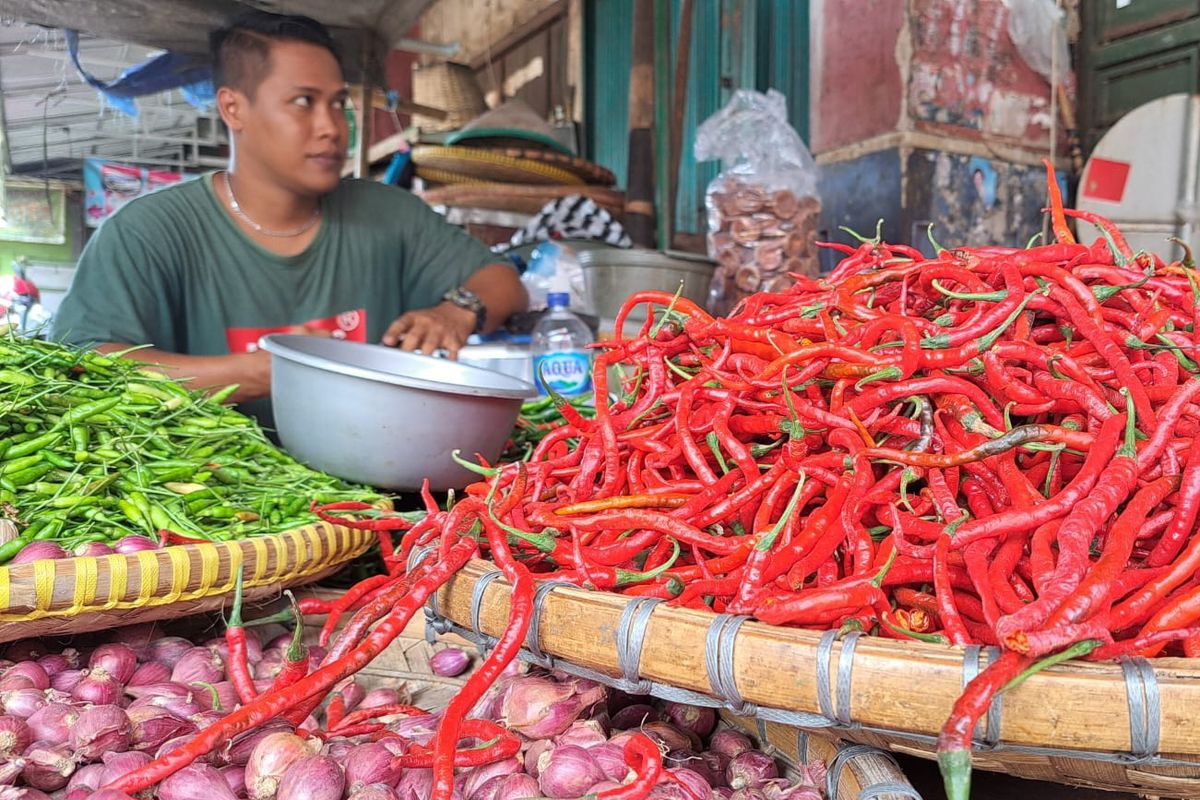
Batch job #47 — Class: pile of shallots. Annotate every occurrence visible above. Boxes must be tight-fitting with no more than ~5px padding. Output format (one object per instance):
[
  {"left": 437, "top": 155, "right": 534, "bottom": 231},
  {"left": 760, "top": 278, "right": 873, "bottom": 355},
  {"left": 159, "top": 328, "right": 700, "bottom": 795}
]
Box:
[
  {"left": 0, "top": 624, "right": 827, "bottom": 800},
  {"left": 454, "top": 663, "right": 827, "bottom": 800},
  {"left": 0, "top": 623, "right": 327, "bottom": 800}
]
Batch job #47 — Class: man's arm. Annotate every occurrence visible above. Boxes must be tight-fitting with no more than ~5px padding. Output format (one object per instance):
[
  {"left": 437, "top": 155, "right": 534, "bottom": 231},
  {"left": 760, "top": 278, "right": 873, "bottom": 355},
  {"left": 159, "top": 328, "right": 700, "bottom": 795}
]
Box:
[
  {"left": 382, "top": 263, "right": 527, "bottom": 356},
  {"left": 96, "top": 344, "right": 271, "bottom": 403}
]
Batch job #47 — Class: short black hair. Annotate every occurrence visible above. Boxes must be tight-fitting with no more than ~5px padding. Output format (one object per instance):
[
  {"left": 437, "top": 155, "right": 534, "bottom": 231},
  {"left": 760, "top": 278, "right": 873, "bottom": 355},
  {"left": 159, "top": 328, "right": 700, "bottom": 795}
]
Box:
[{"left": 209, "top": 10, "right": 341, "bottom": 97}]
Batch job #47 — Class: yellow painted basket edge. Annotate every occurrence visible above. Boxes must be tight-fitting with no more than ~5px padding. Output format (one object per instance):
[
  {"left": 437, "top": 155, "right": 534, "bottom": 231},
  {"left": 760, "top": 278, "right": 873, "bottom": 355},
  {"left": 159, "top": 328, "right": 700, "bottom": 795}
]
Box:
[{"left": 0, "top": 521, "right": 375, "bottom": 638}]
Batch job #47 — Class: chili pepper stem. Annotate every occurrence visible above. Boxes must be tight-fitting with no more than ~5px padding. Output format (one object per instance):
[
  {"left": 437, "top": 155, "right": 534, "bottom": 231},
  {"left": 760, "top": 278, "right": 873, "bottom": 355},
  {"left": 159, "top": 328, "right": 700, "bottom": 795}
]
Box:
[{"left": 938, "top": 748, "right": 972, "bottom": 800}]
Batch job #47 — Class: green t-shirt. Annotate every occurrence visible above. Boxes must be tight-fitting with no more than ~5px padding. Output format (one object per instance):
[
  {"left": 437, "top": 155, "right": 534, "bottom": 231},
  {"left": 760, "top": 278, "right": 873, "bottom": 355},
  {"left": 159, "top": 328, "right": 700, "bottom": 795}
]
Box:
[{"left": 52, "top": 173, "right": 496, "bottom": 425}]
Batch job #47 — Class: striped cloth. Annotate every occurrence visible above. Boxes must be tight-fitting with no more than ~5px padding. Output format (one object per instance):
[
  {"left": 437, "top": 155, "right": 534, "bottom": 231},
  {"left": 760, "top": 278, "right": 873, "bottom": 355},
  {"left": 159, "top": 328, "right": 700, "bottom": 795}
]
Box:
[{"left": 496, "top": 195, "right": 633, "bottom": 252}]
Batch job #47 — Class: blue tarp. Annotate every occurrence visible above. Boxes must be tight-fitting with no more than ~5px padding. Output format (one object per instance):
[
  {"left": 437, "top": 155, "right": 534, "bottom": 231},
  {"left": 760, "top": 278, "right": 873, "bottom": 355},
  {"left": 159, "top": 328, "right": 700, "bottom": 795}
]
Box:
[{"left": 65, "top": 30, "right": 214, "bottom": 117}]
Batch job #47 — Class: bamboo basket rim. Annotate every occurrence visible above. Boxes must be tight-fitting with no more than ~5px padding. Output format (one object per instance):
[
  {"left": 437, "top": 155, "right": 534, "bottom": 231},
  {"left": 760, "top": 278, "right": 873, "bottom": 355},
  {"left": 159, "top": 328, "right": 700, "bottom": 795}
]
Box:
[
  {"left": 296, "top": 584, "right": 925, "bottom": 800},
  {"left": 0, "top": 521, "right": 376, "bottom": 642},
  {"left": 422, "top": 557, "right": 1200, "bottom": 773},
  {"left": 462, "top": 146, "right": 617, "bottom": 186}
]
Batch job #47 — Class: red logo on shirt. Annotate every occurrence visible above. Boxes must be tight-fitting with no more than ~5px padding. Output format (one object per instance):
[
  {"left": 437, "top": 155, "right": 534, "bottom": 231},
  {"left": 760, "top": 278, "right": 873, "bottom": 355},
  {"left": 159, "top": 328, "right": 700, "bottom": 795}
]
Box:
[{"left": 225, "top": 310, "right": 368, "bottom": 353}]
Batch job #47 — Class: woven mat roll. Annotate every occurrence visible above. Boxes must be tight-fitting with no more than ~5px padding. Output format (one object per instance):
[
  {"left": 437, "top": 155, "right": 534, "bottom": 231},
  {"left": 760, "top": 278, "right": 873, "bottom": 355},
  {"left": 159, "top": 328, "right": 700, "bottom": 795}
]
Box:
[
  {"left": 420, "top": 183, "right": 626, "bottom": 218},
  {"left": 412, "top": 146, "right": 585, "bottom": 186}
]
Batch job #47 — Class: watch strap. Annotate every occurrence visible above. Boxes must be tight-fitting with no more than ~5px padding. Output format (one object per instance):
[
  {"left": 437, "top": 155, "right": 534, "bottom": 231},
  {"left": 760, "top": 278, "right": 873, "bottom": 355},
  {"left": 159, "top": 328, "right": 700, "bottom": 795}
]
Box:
[{"left": 442, "top": 287, "right": 486, "bottom": 333}]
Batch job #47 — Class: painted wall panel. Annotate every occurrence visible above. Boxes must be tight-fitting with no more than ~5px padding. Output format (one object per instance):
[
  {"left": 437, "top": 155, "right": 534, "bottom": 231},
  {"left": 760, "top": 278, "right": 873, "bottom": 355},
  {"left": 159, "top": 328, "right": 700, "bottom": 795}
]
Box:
[{"left": 908, "top": 0, "right": 1056, "bottom": 147}]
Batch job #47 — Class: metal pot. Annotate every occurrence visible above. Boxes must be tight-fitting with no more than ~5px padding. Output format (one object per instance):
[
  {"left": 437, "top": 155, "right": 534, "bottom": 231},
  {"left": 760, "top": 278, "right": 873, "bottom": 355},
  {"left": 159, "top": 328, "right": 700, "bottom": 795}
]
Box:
[
  {"left": 259, "top": 334, "right": 534, "bottom": 490},
  {"left": 579, "top": 248, "right": 714, "bottom": 331}
]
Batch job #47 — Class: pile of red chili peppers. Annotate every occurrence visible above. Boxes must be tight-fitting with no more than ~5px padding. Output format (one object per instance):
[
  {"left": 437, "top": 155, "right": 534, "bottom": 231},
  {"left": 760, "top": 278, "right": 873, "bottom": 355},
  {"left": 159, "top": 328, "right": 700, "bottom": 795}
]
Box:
[{"left": 105, "top": 165, "right": 1200, "bottom": 800}]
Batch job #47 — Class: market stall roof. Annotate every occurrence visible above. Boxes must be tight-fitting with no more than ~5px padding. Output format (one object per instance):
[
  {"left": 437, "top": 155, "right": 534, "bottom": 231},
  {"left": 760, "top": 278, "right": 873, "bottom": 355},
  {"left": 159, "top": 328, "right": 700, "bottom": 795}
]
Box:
[
  {"left": 1, "top": 23, "right": 214, "bottom": 179},
  {"left": 1, "top": 0, "right": 434, "bottom": 63},
  {"left": 1, "top": 0, "right": 435, "bottom": 180}
]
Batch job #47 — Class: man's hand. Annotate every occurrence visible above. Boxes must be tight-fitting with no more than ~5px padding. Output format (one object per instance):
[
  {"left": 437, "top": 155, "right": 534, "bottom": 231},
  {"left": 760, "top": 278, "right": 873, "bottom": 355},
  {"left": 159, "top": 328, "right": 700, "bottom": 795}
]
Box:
[
  {"left": 382, "top": 302, "right": 476, "bottom": 359},
  {"left": 95, "top": 344, "right": 273, "bottom": 404}
]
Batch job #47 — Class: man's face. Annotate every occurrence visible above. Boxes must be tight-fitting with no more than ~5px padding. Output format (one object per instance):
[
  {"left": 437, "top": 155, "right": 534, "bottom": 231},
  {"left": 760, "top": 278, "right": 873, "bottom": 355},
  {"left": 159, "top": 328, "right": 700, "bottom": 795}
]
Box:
[{"left": 237, "top": 40, "right": 349, "bottom": 195}]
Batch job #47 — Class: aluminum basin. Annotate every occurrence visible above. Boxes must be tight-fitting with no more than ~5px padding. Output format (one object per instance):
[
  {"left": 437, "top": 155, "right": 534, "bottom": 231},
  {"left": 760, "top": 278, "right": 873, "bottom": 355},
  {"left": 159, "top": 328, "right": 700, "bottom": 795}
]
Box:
[{"left": 259, "top": 334, "right": 534, "bottom": 490}]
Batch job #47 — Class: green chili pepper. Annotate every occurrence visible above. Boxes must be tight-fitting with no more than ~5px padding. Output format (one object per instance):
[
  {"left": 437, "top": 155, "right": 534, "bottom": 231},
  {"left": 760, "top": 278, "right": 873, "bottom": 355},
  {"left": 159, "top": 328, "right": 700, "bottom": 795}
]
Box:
[
  {"left": 8, "top": 464, "right": 54, "bottom": 487},
  {"left": 0, "top": 454, "right": 45, "bottom": 476},
  {"left": 55, "top": 396, "right": 122, "bottom": 428},
  {"left": 0, "top": 369, "right": 36, "bottom": 387},
  {"left": 6, "top": 431, "right": 64, "bottom": 460}
]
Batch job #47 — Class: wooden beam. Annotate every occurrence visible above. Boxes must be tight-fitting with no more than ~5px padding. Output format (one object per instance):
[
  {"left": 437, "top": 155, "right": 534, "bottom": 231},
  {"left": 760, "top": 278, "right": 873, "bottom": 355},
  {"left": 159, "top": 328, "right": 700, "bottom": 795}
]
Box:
[
  {"left": 667, "top": 0, "right": 694, "bottom": 251},
  {"left": 466, "top": 1, "right": 567, "bottom": 71}
]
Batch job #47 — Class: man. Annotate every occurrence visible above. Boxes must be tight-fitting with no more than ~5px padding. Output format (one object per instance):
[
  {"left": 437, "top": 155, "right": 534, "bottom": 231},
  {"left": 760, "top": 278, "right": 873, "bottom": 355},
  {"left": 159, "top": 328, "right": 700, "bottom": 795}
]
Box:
[{"left": 52, "top": 11, "right": 527, "bottom": 423}]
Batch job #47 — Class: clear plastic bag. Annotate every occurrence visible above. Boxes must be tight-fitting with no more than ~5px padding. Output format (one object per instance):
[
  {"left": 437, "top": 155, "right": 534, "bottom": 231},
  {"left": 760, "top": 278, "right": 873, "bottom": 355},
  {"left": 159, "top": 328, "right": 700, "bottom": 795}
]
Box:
[
  {"left": 1006, "top": 0, "right": 1070, "bottom": 84},
  {"left": 696, "top": 89, "right": 822, "bottom": 315}
]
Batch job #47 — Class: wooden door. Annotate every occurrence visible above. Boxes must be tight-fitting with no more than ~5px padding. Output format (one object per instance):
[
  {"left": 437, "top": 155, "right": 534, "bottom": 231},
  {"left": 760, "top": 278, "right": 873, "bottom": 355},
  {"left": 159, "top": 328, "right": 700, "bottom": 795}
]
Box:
[{"left": 1079, "top": 0, "right": 1200, "bottom": 154}]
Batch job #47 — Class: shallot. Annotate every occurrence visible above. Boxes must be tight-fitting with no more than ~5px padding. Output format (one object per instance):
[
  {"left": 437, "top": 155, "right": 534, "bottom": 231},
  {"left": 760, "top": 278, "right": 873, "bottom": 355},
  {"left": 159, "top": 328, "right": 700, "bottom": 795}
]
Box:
[{"left": 429, "top": 647, "right": 469, "bottom": 677}]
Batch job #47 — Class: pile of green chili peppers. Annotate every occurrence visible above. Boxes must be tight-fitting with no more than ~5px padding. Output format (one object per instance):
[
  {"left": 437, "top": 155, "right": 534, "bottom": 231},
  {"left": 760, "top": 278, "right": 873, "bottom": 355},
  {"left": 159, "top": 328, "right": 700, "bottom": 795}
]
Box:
[{"left": 0, "top": 336, "right": 381, "bottom": 563}]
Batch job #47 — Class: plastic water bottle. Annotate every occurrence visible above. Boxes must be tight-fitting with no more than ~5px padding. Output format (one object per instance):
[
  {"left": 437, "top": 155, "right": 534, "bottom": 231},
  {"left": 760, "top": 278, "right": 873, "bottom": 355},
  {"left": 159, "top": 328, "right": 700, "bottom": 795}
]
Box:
[
  {"left": 532, "top": 279, "right": 594, "bottom": 400},
  {"left": 522, "top": 241, "right": 559, "bottom": 310}
]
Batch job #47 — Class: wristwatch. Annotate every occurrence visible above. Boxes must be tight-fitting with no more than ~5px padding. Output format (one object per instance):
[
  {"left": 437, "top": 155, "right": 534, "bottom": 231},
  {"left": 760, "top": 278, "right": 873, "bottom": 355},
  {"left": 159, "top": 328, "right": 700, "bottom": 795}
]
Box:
[{"left": 441, "top": 286, "right": 487, "bottom": 334}]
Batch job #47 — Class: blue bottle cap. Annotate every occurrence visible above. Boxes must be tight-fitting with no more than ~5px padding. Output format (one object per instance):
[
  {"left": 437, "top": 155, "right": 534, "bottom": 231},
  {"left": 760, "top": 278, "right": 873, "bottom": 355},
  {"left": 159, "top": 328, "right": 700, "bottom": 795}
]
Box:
[{"left": 546, "top": 292, "right": 570, "bottom": 308}]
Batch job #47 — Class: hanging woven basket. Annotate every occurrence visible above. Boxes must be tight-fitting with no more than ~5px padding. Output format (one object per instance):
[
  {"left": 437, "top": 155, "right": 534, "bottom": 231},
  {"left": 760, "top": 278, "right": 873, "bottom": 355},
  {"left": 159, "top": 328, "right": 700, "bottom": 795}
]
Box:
[{"left": 411, "top": 62, "right": 487, "bottom": 132}]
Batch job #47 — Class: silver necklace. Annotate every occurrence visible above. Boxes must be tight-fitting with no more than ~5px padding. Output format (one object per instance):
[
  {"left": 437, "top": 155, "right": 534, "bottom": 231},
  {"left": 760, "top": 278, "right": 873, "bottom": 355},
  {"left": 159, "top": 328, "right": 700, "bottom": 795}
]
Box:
[{"left": 222, "top": 171, "right": 321, "bottom": 238}]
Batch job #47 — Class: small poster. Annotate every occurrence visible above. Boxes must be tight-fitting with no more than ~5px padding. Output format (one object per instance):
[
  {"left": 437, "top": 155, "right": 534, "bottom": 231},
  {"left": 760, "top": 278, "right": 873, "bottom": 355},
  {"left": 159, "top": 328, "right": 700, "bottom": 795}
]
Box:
[
  {"left": 84, "top": 158, "right": 197, "bottom": 227},
  {"left": 0, "top": 181, "right": 66, "bottom": 245}
]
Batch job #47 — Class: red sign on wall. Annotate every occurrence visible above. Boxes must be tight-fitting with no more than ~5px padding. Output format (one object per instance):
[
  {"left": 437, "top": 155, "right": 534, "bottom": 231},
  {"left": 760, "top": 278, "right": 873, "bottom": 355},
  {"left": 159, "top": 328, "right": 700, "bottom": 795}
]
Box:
[{"left": 1081, "top": 158, "right": 1131, "bottom": 204}]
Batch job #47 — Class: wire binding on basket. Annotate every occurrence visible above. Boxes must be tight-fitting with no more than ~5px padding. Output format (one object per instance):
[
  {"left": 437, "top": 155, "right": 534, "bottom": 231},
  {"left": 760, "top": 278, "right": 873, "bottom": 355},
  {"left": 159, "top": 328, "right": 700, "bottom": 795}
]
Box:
[
  {"left": 857, "top": 781, "right": 924, "bottom": 800},
  {"left": 415, "top": 571, "right": 1199, "bottom": 774},
  {"left": 961, "top": 645, "right": 1003, "bottom": 748},
  {"left": 826, "top": 744, "right": 916, "bottom": 800},
  {"left": 468, "top": 569, "right": 504, "bottom": 656},
  {"left": 816, "top": 630, "right": 859, "bottom": 727},
  {"left": 1119, "top": 656, "right": 1162, "bottom": 760},
  {"left": 704, "top": 614, "right": 754, "bottom": 716},
  {"left": 615, "top": 597, "right": 663, "bottom": 695},
  {"left": 526, "top": 580, "right": 571, "bottom": 663}
]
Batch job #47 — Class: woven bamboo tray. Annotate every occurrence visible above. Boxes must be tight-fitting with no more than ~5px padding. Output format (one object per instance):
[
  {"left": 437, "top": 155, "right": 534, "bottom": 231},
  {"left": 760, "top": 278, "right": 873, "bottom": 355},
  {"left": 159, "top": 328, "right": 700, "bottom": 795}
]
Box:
[
  {"left": 298, "top": 587, "right": 922, "bottom": 800},
  {"left": 420, "top": 558, "right": 1200, "bottom": 798},
  {"left": 0, "top": 521, "right": 375, "bottom": 643}
]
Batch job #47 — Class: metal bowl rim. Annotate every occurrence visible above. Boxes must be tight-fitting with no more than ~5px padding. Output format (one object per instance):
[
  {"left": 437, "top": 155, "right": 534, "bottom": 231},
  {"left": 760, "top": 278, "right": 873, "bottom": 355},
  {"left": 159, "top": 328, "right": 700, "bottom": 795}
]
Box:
[{"left": 259, "top": 334, "right": 536, "bottom": 400}]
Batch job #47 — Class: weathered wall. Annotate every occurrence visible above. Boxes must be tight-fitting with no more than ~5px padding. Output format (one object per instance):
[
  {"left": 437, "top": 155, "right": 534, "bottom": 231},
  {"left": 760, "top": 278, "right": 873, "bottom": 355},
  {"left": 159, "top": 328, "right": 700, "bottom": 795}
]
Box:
[
  {"left": 418, "top": 0, "right": 559, "bottom": 64},
  {"left": 906, "top": 150, "right": 1049, "bottom": 251},
  {"left": 811, "top": 0, "right": 906, "bottom": 153},
  {"left": 907, "top": 0, "right": 1056, "bottom": 147},
  {"left": 812, "top": 0, "right": 1064, "bottom": 253}
]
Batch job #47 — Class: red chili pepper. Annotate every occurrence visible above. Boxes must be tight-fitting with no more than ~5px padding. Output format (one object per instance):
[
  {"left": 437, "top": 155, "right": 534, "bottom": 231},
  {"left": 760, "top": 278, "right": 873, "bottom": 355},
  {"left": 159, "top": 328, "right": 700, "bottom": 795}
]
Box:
[
  {"left": 1043, "top": 159, "right": 1076, "bottom": 246},
  {"left": 389, "top": 719, "right": 521, "bottom": 769},
  {"left": 224, "top": 566, "right": 256, "bottom": 707},
  {"left": 996, "top": 400, "right": 1139, "bottom": 644},
  {"left": 318, "top": 574, "right": 394, "bottom": 648},
  {"left": 268, "top": 598, "right": 308, "bottom": 691},
  {"left": 106, "top": 538, "right": 478, "bottom": 794},
  {"left": 592, "top": 734, "right": 663, "bottom": 799}
]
